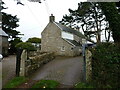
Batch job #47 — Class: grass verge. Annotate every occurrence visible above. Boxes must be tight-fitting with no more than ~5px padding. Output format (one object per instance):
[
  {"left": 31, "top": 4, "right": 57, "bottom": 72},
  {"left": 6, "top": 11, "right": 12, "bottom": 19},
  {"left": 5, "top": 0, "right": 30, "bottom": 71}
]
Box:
[
  {"left": 75, "top": 82, "right": 94, "bottom": 88},
  {"left": 3, "top": 76, "right": 27, "bottom": 88},
  {"left": 31, "top": 80, "right": 60, "bottom": 88}
]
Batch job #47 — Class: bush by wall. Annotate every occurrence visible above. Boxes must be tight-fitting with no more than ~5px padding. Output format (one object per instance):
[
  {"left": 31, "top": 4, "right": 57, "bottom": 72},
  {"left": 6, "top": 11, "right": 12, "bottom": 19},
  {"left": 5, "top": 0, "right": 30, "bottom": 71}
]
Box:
[
  {"left": 15, "top": 42, "right": 36, "bottom": 51},
  {"left": 91, "top": 43, "right": 120, "bottom": 88}
]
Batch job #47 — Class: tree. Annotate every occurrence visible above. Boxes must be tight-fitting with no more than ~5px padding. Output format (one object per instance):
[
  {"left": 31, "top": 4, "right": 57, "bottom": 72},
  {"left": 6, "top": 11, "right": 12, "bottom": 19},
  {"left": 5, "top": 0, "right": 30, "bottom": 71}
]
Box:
[
  {"left": 9, "top": 38, "right": 22, "bottom": 54},
  {"left": 1, "top": 1, "right": 22, "bottom": 40},
  {"left": 2, "top": 12, "right": 21, "bottom": 40},
  {"left": 1, "top": 1, "right": 23, "bottom": 54},
  {"left": 99, "top": 2, "right": 120, "bottom": 43},
  {"left": 27, "top": 37, "right": 41, "bottom": 43},
  {"left": 60, "top": 2, "right": 111, "bottom": 43}
]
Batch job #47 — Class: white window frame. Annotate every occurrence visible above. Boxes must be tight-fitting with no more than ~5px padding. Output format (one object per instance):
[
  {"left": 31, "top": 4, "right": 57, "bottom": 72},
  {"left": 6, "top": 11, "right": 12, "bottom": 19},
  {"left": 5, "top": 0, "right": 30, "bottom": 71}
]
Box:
[{"left": 61, "top": 46, "right": 65, "bottom": 51}]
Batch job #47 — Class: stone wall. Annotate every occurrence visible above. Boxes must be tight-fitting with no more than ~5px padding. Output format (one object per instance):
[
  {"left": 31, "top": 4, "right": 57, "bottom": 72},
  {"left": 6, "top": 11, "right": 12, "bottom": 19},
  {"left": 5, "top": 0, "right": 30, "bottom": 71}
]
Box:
[
  {"left": 20, "top": 50, "right": 55, "bottom": 76},
  {"left": 85, "top": 49, "right": 92, "bottom": 82}
]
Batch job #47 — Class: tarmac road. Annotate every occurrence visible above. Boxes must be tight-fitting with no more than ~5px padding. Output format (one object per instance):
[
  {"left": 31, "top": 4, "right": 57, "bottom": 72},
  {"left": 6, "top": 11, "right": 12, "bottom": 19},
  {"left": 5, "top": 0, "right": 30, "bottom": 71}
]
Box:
[
  {"left": 31, "top": 56, "right": 84, "bottom": 87},
  {"left": 2, "top": 55, "right": 16, "bottom": 87}
]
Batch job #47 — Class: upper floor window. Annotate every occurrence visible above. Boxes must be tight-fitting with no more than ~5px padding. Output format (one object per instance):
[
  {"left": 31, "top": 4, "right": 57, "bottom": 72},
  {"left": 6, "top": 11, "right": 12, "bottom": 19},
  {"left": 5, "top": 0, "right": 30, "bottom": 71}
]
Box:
[{"left": 61, "top": 31, "right": 73, "bottom": 40}]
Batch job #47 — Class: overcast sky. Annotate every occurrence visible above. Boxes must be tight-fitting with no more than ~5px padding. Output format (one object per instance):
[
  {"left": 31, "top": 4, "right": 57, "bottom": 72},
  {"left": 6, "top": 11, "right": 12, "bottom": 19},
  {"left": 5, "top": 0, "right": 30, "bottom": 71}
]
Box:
[{"left": 2, "top": 0, "right": 87, "bottom": 41}]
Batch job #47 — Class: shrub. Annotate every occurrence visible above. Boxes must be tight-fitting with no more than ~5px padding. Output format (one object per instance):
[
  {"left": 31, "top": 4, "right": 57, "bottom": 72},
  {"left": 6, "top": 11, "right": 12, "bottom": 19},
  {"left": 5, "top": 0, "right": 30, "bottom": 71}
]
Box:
[
  {"left": 15, "top": 42, "right": 36, "bottom": 51},
  {"left": 91, "top": 42, "right": 120, "bottom": 88}
]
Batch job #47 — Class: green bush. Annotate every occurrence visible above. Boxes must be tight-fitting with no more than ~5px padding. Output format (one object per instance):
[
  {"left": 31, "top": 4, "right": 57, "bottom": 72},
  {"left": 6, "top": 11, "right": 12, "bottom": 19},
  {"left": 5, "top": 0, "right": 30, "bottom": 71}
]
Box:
[
  {"left": 4, "top": 76, "right": 27, "bottom": 88},
  {"left": 31, "top": 80, "right": 59, "bottom": 88},
  {"left": 15, "top": 42, "right": 36, "bottom": 51},
  {"left": 91, "top": 43, "right": 120, "bottom": 88}
]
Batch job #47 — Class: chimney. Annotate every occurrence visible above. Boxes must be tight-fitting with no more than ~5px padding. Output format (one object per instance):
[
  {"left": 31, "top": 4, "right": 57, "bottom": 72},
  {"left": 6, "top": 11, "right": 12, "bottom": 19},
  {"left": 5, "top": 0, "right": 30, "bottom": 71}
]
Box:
[{"left": 49, "top": 14, "right": 55, "bottom": 22}]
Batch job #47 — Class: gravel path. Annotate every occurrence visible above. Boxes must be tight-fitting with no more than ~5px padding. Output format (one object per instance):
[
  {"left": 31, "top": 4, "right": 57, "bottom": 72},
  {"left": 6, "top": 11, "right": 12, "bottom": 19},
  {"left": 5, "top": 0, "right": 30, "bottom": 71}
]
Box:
[
  {"left": 30, "top": 56, "right": 84, "bottom": 87},
  {"left": 2, "top": 55, "right": 16, "bottom": 87}
]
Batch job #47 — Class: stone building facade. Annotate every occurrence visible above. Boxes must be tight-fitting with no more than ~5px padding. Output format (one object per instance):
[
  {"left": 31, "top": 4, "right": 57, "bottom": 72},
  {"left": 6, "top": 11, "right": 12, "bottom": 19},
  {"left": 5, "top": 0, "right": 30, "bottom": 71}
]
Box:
[{"left": 41, "top": 14, "right": 86, "bottom": 56}]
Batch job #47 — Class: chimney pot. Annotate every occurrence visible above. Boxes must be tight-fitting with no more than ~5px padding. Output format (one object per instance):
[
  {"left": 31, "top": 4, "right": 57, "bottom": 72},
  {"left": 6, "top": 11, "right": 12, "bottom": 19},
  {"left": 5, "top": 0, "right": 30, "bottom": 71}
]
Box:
[{"left": 49, "top": 14, "right": 55, "bottom": 22}]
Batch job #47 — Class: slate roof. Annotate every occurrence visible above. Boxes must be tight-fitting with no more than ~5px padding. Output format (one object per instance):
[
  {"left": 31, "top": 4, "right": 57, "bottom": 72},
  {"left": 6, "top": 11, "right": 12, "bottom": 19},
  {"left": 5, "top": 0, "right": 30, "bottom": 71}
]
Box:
[
  {"left": 0, "top": 28, "right": 8, "bottom": 37},
  {"left": 55, "top": 22, "right": 95, "bottom": 43},
  {"left": 65, "top": 39, "right": 81, "bottom": 46},
  {"left": 54, "top": 22, "right": 86, "bottom": 38}
]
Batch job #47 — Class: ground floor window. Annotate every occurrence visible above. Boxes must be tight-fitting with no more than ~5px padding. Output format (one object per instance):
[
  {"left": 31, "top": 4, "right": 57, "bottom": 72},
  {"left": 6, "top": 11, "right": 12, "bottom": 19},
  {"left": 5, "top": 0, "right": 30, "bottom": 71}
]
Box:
[
  {"left": 61, "top": 46, "right": 65, "bottom": 51},
  {"left": 71, "top": 47, "right": 74, "bottom": 50}
]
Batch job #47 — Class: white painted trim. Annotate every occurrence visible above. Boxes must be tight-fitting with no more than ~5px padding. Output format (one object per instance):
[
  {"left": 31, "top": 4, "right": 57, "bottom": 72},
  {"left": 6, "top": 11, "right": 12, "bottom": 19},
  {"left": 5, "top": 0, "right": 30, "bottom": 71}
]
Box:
[
  {"left": 62, "top": 38, "right": 75, "bottom": 47},
  {"left": 54, "top": 22, "right": 63, "bottom": 30}
]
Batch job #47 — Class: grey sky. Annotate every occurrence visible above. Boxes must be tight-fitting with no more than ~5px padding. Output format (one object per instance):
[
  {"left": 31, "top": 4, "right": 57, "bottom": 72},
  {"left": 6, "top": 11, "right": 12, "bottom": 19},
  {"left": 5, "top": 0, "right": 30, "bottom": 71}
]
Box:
[{"left": 2, "top": 0, "right": 84, "bottom": 41}]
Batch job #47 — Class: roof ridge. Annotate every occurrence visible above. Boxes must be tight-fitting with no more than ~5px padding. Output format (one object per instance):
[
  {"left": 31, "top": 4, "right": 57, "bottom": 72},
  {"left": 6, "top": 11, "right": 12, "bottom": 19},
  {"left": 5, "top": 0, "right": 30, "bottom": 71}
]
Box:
[
  {"left": 54, "top": 22, "right": 79, "bottom": 32},
  {"left": 54, "top": 22, "right": 85, "bottom": 38}
]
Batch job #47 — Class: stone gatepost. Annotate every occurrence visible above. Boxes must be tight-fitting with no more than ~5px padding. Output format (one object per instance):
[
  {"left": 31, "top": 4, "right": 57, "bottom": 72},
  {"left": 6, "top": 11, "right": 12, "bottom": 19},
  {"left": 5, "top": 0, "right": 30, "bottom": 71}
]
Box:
[
  {"left": 0, "top": 62, "right": 2, "bottom": 90},
  {"left": 19, "top": 50, "right": 27, "bottom": 76},
  {"left": 86, "top": 49, "right": 92, "bottom": 82}
]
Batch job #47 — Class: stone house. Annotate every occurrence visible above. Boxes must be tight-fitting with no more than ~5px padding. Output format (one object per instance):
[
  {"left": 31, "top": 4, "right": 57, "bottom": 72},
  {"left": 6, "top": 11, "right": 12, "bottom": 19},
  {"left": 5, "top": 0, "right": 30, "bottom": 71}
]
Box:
[
  {"left": 41, "top": 14, "right": 87, "bottom": 56},
  {"left": 0, "top": 25, "right": 9, "bottom": 56}
]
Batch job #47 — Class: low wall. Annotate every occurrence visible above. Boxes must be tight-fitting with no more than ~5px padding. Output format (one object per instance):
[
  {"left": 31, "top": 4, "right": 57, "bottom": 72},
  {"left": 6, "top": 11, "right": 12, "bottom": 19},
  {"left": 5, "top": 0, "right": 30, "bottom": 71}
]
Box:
[{"left": 19, "top": 50, "right": 55, "bottom": 76}]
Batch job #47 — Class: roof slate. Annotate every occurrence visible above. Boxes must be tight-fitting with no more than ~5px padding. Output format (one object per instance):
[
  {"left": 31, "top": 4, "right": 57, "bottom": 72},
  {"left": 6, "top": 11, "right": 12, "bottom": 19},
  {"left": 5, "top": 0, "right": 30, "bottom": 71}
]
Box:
[
  {"left": 65, "top": 39, "right": 81, "bottom": 46},
  {"left": 54, "top": 22, "right": 86, "bottom": 38}
]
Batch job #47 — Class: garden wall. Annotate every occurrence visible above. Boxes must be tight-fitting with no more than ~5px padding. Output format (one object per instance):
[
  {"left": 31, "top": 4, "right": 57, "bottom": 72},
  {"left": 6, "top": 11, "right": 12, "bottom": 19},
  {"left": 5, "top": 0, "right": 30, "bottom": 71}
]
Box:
[{"left": 19, "top": 50, "right": 55, "bottom": 76}]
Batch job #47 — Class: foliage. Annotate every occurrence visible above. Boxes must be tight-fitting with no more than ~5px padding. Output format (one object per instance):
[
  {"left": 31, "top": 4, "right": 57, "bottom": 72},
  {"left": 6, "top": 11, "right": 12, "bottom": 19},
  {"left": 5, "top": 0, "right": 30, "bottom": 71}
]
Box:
[
  {"left": 91, "top": 43, "right": 120, "bottom": 88},
  {"left": 2, "top": 12, "right": 21, "bottom": 39},
  {"left": 99, "top": 2, "right": 120, "bottom": 43},
  {"left": 1, "top": 1, "right": 23, "bottom": 54},
  {"left": 75, "top": 82, "right": 94, "bottom": 88},
  {"left": 31, "top": 80, "right": 59, "bottom": 88},
  {"left": 15, "top": 42, "right": 36, "bottom": 51},
  {"left": 60, "top": 2, "right": 110, "bottom": 43},
  {"left": 9, "top": 38, "right": 22, "bottom": 54},
  {"left": 4, "top": 76, "right": 27, "bottom": 88},
  {"left": 27, "top": 37, "right": 41, "bottom": 43}
]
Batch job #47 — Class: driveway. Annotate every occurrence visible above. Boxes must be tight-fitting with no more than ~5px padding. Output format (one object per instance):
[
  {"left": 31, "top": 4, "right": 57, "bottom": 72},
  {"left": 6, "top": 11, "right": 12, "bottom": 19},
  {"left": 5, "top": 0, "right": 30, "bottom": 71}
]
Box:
[
  {"left": 30, "top": 56, "right": 84, "bottom": 87},
  {"left": 2, "top": 55, "right": 16, "bottom": 87}
]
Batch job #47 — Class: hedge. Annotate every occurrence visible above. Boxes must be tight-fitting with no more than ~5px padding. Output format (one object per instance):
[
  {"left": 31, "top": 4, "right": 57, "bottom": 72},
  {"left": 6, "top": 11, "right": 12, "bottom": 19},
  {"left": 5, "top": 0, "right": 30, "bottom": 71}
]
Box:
[{"left": 91, "top": 43, "right": 120, "bottom": 88}]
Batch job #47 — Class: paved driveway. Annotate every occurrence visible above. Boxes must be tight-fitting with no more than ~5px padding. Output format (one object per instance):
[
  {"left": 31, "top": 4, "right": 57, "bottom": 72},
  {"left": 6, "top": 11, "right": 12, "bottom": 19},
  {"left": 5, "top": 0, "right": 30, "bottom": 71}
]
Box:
[
  {"left": 31, "top": 56, "right": 84, "bottom": 87},
  {"left": 2, "top": 55, "right": 16, "bottom": 87}
]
